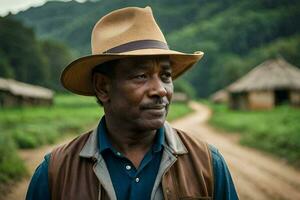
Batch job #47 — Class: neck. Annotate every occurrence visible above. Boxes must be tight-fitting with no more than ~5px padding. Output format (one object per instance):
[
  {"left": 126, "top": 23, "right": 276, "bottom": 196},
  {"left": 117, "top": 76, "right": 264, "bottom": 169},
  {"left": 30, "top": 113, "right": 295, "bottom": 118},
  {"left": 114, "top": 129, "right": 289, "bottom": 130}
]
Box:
[{"left": 104, "top": 117, "right": 157, "bottom": 155}]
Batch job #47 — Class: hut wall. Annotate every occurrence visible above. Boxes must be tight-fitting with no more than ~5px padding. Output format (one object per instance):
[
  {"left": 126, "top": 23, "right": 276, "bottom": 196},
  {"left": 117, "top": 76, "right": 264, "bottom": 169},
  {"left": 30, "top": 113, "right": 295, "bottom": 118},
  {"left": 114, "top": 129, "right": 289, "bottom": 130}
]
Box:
[
  {"left": 0, "top": 91, "right": 4, "bottom": 107},
  {"left": 290, "top": 91, "right": 300, "bottom": 106},
  {"left": 229, "top": 92, "right": 248, "bottom": 110},
  {"left": 248, "top": 91, "right": 274, "bottom": 110},
  {"left": 0, "top": 91, "right": 19, "bottom": 107},
  {"left": 21, "top": 96, "right": 53, "bottom": 107},
  {"left": 0, "top": 91, "right": 53, "bottom": 107}
]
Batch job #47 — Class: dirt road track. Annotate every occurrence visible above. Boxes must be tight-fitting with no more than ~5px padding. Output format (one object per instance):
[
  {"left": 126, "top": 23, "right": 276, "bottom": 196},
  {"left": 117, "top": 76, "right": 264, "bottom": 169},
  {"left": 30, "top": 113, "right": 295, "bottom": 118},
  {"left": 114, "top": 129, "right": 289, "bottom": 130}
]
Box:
[
  {"left": 3, "top": 102, "right": 300, "bottom": 199},
  {"left": 172, "top": 102, "right": 300, "bottom": 200}
]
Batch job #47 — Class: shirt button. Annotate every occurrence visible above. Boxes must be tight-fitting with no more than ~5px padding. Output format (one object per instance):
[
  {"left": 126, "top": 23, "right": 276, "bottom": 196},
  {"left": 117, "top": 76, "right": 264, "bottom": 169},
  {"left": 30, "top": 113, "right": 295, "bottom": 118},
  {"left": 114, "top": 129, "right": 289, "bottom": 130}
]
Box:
[
  {"left": 125, "top": 165, "right": 131, "bottom": 170},
  {"left": 135, "top": 177, "right": 140, "bottom": 183}
]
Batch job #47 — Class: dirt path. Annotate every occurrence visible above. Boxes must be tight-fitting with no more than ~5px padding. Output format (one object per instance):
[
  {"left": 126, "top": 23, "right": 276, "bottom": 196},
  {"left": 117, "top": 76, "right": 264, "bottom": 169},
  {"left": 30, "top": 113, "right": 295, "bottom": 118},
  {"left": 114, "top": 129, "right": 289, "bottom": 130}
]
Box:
[
  {"left": 171, "top": 102, "right": 300, "bottom": 200},
  {"left": 4, "top": 102, "right": 300, "bottom": 199}
]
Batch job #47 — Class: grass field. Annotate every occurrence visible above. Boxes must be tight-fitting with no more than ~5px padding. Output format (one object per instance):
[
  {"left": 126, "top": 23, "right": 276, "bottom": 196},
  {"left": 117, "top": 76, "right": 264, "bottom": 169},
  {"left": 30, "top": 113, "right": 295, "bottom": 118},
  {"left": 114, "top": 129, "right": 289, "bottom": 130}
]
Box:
[
  {"left": 206, "top": 102, "right": 300, "bottom": 167},
  {"left": 0, "top": 94, "right": 192, "bottom": 185}
]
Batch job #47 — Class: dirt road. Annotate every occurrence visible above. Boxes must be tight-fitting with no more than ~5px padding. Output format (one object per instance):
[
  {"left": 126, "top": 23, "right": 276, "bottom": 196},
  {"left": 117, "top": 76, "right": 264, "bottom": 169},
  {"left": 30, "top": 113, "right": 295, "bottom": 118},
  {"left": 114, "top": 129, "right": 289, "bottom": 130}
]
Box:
[
  {"left": 172, "top": 102, "right": 300, "bottom": 200},
  {"left": 4, "top": 102, "right": 300, "bottom": 199}
]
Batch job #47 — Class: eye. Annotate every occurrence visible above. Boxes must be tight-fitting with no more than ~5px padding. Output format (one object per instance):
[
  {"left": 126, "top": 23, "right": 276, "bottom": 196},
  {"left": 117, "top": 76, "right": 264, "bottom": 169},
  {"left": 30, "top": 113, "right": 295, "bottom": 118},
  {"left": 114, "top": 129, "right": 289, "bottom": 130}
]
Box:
[{"left": 134, "top": 74, "right": 147, "bottom": 80}]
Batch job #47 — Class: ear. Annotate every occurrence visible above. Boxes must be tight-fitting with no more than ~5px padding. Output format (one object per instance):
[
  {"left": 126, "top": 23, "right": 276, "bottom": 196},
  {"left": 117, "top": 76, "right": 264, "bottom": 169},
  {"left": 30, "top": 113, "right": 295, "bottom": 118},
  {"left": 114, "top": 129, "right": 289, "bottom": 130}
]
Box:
[{"left": 93, "top": 73, "right": 111, "bottom": 103}]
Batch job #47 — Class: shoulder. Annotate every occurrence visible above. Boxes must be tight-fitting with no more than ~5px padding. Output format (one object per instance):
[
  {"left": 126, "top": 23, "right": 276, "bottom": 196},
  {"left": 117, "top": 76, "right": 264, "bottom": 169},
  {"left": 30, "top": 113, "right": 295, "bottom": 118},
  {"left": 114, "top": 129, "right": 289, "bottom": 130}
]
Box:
[
  {"left": 51, "top": 130, "right": 92, "bottom": 157},
  {"left": 26, "top": 154, "right": 51, "bottom": 200},
  {"left": 171, "top": 127, "right": 223, "bottom": 163},
  {"left": 209, "top": 145, "right": 223, "bottom": 163},
  {"left": 174, "top": 127, "right": 209, "bottom": 146},
  {"left": 49, "top": 130, "right": 94, "bottom": 172},
  {"left": 208, "top": 144, "right": 230, "bottom": 174},
  {"left": 207, "top": 145, "right": 239, "bottom": 199},
  {"left": 173, "top": 127, "right": 211, "bottom": 154},
  {"left": 207, "top": 144, "right": 232, "bottom": 175}
]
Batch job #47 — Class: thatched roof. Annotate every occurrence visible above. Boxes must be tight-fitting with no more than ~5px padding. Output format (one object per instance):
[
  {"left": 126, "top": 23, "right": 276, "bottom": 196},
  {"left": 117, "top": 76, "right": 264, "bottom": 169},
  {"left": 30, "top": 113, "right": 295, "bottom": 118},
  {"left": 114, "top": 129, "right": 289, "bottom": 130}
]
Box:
[
  {"left": 228, "top": 58, "right": 300, "bottom": 92},
  {"left": 0, "top": 77, "right": 54, "bottom": 99}
]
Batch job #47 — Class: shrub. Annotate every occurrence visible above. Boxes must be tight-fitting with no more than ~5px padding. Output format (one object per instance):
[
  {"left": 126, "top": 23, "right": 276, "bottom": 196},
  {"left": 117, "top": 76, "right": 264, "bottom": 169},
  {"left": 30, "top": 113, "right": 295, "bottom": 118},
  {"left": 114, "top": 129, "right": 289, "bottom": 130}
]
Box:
[{"left": 0, "top": 134, "right": 27, "bottom": 184}]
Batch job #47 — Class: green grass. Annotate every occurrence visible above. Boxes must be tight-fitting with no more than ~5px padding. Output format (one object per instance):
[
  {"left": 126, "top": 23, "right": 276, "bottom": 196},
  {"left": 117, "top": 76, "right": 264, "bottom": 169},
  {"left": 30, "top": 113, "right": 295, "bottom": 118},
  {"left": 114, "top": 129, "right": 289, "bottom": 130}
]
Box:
[
  {"left": 168, "top": 102, "right": 193, "bottom": 121},
  {"left": 1, "top": 94, "right": 103, "bottom": 148},
  {"left": 0, "top": 94, "right": 192, "bottom": 185},
  {"left": 206, "top": 102, "right": 300, "bottom": 167}
]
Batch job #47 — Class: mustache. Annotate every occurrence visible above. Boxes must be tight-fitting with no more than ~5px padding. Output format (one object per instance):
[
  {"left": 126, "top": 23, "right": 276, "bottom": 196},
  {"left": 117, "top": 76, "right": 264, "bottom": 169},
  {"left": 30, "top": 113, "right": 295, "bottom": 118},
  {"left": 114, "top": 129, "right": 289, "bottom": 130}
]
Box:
[{"left": 140, "top": 99, "right": 170, "bottom": 109}]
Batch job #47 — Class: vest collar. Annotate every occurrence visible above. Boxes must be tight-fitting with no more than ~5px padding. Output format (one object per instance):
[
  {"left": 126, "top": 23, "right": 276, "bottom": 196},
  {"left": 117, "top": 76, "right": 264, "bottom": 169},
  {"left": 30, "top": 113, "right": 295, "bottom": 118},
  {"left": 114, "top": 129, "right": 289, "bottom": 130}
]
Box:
[
  {"left": 163, "top": 121, "right": 188, "bottom": 154},
  {"left": 79, "top": 121, "right": 188, "bottom": 159},
  {"left": 79, "top": 128, "right": 99, "bottom": 159}
]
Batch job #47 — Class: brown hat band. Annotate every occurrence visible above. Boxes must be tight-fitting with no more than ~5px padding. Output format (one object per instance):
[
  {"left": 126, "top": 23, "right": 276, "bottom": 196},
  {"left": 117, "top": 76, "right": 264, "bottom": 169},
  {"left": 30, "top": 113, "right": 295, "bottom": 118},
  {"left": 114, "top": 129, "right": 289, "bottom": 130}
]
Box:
[{"left": 104, "top": 39, "right": 169, "bottom": 53}]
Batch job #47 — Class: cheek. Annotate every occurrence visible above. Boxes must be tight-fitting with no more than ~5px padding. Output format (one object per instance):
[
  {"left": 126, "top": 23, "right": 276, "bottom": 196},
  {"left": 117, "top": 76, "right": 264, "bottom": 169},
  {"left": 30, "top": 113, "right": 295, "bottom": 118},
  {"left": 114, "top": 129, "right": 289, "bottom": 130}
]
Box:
[
  {"left": 116, "top": 83, "right": 146, "bottom": 106},
  {"left": 165, "top": 83, "right": 174, "bottom": 100}
]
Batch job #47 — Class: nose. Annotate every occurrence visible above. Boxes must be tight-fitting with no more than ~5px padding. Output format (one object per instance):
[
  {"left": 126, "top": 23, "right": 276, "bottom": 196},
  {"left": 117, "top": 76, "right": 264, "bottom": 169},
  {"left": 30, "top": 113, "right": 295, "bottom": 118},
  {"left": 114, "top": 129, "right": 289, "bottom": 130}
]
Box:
[{"left": 148, "top": 75, "right": 167, "bottom": 97}]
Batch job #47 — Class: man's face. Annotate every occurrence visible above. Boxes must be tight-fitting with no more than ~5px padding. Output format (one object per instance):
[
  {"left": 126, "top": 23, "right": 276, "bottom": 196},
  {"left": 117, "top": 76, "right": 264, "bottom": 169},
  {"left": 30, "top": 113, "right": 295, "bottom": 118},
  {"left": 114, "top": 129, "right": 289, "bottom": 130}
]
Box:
[{"left": 103, "top": 56, "right": 173, "bottom": 131}]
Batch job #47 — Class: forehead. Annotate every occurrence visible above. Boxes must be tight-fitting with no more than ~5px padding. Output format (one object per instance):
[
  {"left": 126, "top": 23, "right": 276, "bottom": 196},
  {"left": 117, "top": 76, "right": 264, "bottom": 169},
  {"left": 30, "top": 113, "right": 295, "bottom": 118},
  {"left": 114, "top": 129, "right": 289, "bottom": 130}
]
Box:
[{"left": 115, "top": 56, "right": 171, "bottom": 73}]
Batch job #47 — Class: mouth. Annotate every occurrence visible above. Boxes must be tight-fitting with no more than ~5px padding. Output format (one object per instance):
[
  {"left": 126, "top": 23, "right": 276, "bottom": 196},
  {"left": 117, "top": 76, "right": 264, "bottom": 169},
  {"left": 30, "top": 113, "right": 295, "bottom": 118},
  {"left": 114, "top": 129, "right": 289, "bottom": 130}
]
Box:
[
  {"left": 141, "top": 103, "right": 167, "bottom": 110},
  {"left": 146, "top": 105, "right": 166, "bottom": 109},
  {"left": 141, "top": 104, "right": 168, "bottom": 117}
]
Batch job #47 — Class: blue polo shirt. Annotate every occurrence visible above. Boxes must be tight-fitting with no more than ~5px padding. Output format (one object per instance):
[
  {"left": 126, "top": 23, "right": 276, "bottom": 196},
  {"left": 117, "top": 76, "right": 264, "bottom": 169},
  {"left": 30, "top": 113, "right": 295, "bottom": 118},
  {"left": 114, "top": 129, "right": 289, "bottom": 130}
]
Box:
[
  {"left": 26, "top": 118, "right": 238, "bottom": 200},
  {"left": 99, "top": 117, "right": 164, "bottom": 200}
]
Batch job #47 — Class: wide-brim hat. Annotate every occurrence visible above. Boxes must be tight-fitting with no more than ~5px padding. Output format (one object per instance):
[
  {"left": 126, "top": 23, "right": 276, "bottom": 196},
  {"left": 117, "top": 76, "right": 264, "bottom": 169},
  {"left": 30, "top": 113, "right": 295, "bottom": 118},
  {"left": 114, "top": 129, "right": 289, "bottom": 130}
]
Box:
[{"left": 61, "top": 6, "right": 204, "bottom": 96}]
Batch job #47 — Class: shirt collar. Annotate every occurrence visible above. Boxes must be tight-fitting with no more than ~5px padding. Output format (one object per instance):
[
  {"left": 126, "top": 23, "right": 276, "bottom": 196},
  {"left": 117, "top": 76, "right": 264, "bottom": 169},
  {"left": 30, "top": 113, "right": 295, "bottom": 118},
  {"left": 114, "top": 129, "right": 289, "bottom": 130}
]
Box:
[
  {"left": 152, "top": 127, "right": 165, "bottom": 153},
  {"left": 97, "top": 116, "right": 165, "bottom": 154},
  {"left": 98, "top": 116, "right": 113, "bottom": 153},
  {"left": 80, "top": 120, "right": 188, "bottom": 159}
]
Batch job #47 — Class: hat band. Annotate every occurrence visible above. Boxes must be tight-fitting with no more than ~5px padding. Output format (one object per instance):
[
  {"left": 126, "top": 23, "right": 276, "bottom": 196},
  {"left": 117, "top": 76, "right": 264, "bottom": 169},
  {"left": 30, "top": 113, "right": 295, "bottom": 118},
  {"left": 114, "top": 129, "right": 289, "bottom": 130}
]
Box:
[{"left": 104, "top": 39, "right": 169, "bottom": 53}]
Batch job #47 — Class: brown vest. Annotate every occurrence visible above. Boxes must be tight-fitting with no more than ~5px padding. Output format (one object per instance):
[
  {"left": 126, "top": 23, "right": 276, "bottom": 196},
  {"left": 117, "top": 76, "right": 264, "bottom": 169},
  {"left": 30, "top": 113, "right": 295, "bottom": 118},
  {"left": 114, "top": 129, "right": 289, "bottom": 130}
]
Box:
[{"left": 49, "top": 128, "right": 214, "bottom": 200}]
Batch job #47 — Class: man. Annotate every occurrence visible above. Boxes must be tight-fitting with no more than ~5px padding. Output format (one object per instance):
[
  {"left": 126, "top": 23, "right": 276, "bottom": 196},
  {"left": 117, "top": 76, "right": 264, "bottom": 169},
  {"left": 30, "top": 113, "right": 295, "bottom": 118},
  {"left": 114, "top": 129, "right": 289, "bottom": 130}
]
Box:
[{"left": 26, "top": 6, "right": 238, "bottom": 200}]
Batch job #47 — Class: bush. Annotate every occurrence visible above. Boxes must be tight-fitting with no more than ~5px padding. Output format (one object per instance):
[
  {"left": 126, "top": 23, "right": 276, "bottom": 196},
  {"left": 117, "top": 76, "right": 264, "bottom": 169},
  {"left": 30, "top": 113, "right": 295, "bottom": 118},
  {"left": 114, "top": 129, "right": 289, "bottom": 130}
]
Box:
[
  {"left": 12, "top": 130, "right": 39, "bottom": 148},
  {"left": 0, "top": 134, "right": 27, "bottom": 184}
]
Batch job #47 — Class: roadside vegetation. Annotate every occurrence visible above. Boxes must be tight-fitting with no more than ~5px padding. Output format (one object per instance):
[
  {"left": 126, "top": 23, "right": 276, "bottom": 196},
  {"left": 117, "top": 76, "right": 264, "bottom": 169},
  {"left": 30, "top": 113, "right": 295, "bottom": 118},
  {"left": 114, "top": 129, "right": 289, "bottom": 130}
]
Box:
[
  {"left": 207, "top": 102, "right": 300, "bottom": 167},
  {"left": 167, "top": 102, "right": 193, "bottom": 121},
  {"left": 0, "top": 94, "right": 192, "bottom": 186},
  {"left": 0, "top": 94, "right": 103, "bottom": 191}
]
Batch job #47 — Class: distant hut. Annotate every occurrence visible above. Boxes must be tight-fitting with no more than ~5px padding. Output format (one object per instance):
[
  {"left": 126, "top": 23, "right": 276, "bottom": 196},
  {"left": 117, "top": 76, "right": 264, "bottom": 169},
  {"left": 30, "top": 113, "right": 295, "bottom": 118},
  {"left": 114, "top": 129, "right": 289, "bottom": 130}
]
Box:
[
  {"left": 210, "top": 89, "right": 229, "bottom": 104},
  {"left": 227, "top": 58, "right": 300, "bottom": 110},
  {"left": 172, "top": 92, "right": 189, "bottom": 103},
  {"left": 0, "top": 77, "right": 54, "bottom": 107}
]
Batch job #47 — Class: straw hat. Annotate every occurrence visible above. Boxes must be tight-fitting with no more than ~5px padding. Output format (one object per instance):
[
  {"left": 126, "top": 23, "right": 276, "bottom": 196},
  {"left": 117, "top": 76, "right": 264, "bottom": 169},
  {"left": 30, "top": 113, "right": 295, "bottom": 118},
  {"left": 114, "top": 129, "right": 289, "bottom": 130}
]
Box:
[{"left": 61, "top": 6, "right": 204, "bottom": 96}]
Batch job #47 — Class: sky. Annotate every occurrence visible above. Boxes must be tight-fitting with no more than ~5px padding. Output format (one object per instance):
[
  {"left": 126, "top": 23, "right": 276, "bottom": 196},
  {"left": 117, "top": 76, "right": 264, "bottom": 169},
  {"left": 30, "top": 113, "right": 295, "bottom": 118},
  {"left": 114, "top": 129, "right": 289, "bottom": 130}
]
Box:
[{"left": 0, "top": 0, "right": 86, "bottom": 16}]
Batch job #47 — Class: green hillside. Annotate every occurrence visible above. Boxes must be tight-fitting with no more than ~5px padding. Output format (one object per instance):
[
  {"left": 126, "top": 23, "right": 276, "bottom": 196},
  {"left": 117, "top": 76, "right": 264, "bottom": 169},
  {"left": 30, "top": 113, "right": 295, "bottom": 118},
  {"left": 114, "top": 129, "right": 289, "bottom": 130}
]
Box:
[
  {"left": 0, "top": 16, "right": 73, "bottom": 90},
  {"left": 8, "top": 0, "right": 300, "bottom": 96}
]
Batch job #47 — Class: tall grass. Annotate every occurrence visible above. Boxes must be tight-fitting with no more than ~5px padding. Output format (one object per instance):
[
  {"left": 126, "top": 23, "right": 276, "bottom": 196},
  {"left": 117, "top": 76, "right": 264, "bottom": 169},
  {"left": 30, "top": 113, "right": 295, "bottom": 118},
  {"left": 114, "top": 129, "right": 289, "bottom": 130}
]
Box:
[
  {"left": 207, "top": 102, "right": 300, "bottom": 167},
  {"left": 0, "top": 134, "right": 27, "bottom": 183}
]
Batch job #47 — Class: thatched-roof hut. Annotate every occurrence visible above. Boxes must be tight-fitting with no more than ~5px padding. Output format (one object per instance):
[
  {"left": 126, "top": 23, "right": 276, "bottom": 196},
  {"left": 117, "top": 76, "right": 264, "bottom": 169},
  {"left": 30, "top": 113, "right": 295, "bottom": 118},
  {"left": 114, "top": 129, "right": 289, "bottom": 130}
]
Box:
[
  {"left": 227, "top": 58, "right": 300, "bottom": 110},
  {"left": 210, "top": 89, "right": 229, "bottom": 104},
  {"left": 0, "top": 78, "right": 54, "bottom": 107}
]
